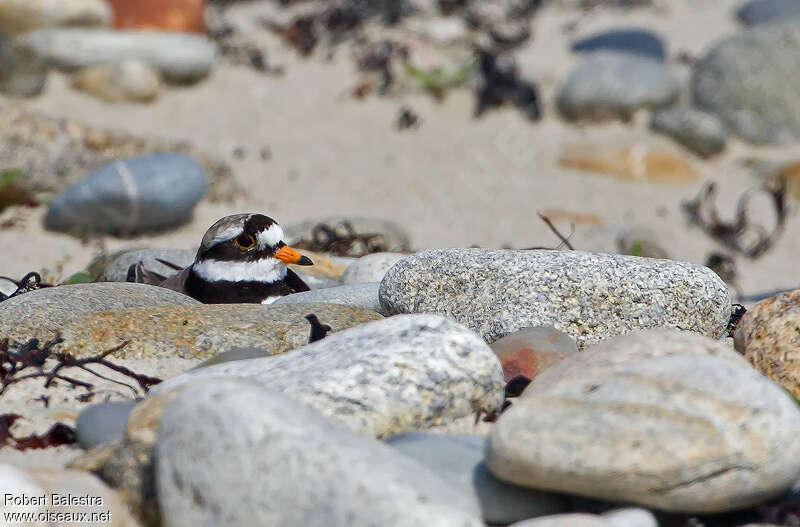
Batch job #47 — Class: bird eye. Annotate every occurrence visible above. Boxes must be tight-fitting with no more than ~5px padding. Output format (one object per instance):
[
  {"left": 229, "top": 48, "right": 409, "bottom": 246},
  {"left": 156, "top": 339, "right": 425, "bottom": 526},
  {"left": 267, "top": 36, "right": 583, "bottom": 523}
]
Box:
[{"left": 234, "top": 234, "right": 256, "bottom": 250}]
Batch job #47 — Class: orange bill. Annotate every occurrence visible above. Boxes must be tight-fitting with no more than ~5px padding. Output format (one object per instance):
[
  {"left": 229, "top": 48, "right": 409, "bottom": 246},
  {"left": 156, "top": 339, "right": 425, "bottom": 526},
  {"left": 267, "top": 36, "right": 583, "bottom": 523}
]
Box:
[{"left": 274, "top": 245, "right": 313, "bottom": 266}]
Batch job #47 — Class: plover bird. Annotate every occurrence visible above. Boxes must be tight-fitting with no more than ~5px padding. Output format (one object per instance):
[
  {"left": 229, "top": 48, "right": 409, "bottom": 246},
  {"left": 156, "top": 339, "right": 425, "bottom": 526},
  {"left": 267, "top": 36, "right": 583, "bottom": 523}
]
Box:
[{"left": 128, "top": 213, "right": 313, "bottom": 303}]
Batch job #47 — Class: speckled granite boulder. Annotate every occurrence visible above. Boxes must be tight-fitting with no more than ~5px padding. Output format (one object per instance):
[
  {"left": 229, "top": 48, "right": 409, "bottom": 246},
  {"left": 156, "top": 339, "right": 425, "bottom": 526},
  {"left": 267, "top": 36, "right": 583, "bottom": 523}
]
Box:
[
  {"left": 692, "top": 21, "right": 800, "bottom": 144},
  {"left": 487, "top": 328, "right": 800, "bottom": 513},
  {"left": 0, "top": 282, "right": 198, "bottom": 342},
  {"left": 157, "top": 379, "right": 483, "bottom": 527},
  {"left": 379, "top": 249, "right": 730, "bottom": 348},
  {"left": 273, "top": 283, "right": 385, "bottom": 315},
  {"left": 650, "top": 107, "right": 728, "bottom": 157},
  {"left": 558, "top": 51, "right": 680, "bottom": 121},
  {"left": 45, "top": 153, "right": 206, "bottom": 235},
  {"left": 153, "top": 314, "right": 505, "bottom": 438},
  {"left": 59, "top": 303, "right": 382, "bottom": 359},
  {"left": 735, "top": 290, "right": 800, "bottom": 398}
]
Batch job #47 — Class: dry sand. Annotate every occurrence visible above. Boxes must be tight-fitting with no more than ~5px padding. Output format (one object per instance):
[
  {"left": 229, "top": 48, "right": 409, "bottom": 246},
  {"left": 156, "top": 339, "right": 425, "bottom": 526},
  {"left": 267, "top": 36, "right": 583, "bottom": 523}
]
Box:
[{"left": 1, "top": 0, "right": 799, "bottom": 468}]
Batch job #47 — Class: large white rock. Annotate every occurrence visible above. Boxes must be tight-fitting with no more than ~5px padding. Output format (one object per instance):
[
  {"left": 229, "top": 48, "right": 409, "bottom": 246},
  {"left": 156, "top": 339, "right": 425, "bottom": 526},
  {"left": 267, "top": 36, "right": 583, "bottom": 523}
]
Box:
[
  {"left": 153, "top": 314, "right": 505, "bottom": 438},
  {"left": 156, "top": 379, "right": 484, "bottom": 527},
  {"left": 487, "top": 328, "right": 800, "bottom": 513}
]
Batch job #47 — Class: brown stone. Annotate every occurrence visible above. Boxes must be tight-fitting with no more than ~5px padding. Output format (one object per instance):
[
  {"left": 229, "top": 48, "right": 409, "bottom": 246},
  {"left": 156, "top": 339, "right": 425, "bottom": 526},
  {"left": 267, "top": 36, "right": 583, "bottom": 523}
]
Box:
[
  {"left": 490, "top": 326, "right": 578, "bottom": 382},
  {"left": 735, "top": 290, "right": 800, "bottom": 398},
  {"left": 60, "top": 303, "right": 383, "bottom": 359},
  {"left": 107, "top": 0, "right": 206, "bottom": 33},
  {"left": 560, "top": 144, "right": 701, "bottom": 185}
]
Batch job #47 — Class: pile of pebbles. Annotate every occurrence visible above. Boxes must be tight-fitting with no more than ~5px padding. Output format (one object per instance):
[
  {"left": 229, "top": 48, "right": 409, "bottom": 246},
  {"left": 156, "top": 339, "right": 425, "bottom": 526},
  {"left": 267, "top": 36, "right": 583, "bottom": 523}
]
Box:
[{"left": 2, "top": 236, "right": 800, "bottom": 526}]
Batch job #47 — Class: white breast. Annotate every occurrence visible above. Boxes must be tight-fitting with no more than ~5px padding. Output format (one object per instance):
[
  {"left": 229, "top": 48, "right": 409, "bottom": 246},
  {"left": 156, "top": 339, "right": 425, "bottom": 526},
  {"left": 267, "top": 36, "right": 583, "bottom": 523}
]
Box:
[{"left": 192, "top": 258, "right": 287, "bottom": 283}]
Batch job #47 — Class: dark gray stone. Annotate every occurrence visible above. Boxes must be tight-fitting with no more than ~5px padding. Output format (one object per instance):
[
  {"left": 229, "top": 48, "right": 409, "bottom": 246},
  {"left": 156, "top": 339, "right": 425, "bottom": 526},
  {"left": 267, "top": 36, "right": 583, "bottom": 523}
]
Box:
[
  {"left": 692, "top": 21, "right": 800, "bottom": 144},
  {"left": 379, "top": 249, "right": 731, "bottom": 348},
  {"left": 0, "top": 282, "right": 199, "bottom": 342},
  {"left": 387, "top": 432, "right": 568, "bottom": 524},
  {"left": 15, "top": 28, "right": 215, "bottom": 83},
  {"left": 650, "top": 107, "right": 728, "bottom": 157},
  {"left": 737, "top": 0, "right": 800, "bottom": 26},
  {"left": 156, "top": 379, "right": 484, "bottom": 526},
  {"left": 75, "top": 401, "right": 136, "bottom": 449},
  {"left": 558, "top": 51, "right": 680, "bottom": 121},
  {"left": 153, "top": 314, "right": 505, "bottom": 438},
  {"left": 571, "top": 28, "right": 666, "bottom": 61},
  {"left": 273, "top": 282, "right": 386, "bottom": 315},
  {"left": 45, "top": 153, "right": 206, "bottom": 235}
]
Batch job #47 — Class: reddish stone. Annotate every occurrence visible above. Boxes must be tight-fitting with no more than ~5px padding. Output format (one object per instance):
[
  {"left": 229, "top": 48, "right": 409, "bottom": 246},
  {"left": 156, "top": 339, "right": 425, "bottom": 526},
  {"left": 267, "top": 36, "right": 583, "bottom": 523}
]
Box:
[
  {"left": 106, "top": 0, "right": 206, "bottom": 34},
  {"left": 490, "top": 326, "right": 578, "bottom": 383}
]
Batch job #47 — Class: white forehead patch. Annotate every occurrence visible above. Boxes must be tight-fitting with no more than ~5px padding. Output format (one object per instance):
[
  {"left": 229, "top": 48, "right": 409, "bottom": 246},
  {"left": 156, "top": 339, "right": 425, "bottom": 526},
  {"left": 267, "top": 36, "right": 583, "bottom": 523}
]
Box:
[
  {"left": 257, "top": 223, "right": 284, "bottom": 249},
  {"left": 192, "top": 258, "right": 287, "bottom": 283}
]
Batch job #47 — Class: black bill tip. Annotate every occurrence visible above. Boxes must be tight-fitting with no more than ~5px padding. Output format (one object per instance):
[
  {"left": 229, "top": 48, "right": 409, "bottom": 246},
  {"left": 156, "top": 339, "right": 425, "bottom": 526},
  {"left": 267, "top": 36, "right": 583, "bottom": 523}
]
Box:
[{"left": 298, "top": 255, "right": 313, "bottom": 266}]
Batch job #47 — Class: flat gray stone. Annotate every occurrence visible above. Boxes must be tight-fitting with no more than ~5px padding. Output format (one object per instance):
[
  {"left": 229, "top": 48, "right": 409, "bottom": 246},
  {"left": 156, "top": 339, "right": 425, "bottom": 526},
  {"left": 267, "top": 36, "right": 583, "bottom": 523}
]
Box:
[
  {"left": 156, "top": 379, "right": 483, "bottom": 527},
  {"left": 387, "top": 432, "right": 568, "bottom": 524},
  {"left": 193, "top": 347, "right": 271, "bottom": 370},
  {"left": 379, "top": 249, "right": 730, "bottom": 348},
  {"left": 75, "top": 401, "right": 136, "bottom": 449},
  {"left": 45, "top": 153, "right": 207, "bottom": 235},
  {"left": 650, "top": 107, "right": 728, "bottom": 158},
  {"left": 486, "top": 328, "right": 800, "bottom": 513},
  {"left": 59, "top": 303, "right": 383, "bottom": 359},
  {"left": 273, "top": 282, "right": 385, "bottom": 315},
  {"left": 16, "top": 28, "right": 214, "bottom": 83},
  {"left": 284, "top": 216, "right": 412, "bottom": 254},
  {"left": 0, "top": 282, "right": 199, "bottom": 342},
  {"left": 153, "top": 314, "right": 505, "bottom": 438},
  {"left": 557, "top": 51, "right": 680, "bottom": 121},
  {"left": 571, "top": 28, "right": 666, "bottom": 61},
  {"left": 341, "top": 252, "right": 406, "bottom": 284},
  {"left": 692, "top": 21, "right": 800, "bottom": 144}
]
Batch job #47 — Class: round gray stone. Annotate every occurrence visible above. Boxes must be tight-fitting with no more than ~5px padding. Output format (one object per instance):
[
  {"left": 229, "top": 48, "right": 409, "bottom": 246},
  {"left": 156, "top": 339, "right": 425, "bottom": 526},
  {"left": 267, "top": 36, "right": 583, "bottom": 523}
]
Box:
[
  {"left": 692, "top": 21, "right": 800, "bottom": 144},
  {"left": 387, "top": 432, "right": 568, "bottom": 524},
  {"left": 45, "top": 153, "right": 207, "bottom": 235},
  {"left": 650, "top": 107, "right": 728, "bottom": 158},
  {"left": 571, "top": 28, "right": 667, "bottom": 61},
  {"left": 487, "top": 328, "right": 800, "bottom": 513},
  {"left": 379, "top": 249, "right": 731, "bottom": 348},
  {"left": 153, "top": 314, "right": 505, "bottom": 438},
  {"left": 99, "top": 248, "right": 196, "bottom": 282},
  {"left": 341, "top": 252, "right": 406, "bottom": 284},
  {"left": 76, "top": 401, "right": 137, "bottom": 449},
  {"left": 0, "top": 282, "right": 199, "bottom": 342},
  {"left": 273, "top": 282, "right": 386, "bottom": 315},
  {"left": 557, "top": 51, "right": 680, "bottom": 121},
  {"left": 15, "top": 28, "right": 214, "bottom": 83},
  {"left": 156, "top": 379, "right": 484, "bottom": 527},
  {"left": 0, "top": 31, "right": 47, "bottom": 97}
]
